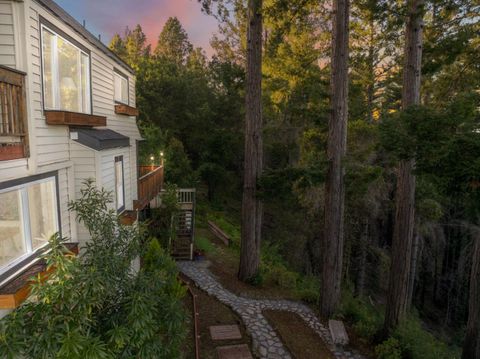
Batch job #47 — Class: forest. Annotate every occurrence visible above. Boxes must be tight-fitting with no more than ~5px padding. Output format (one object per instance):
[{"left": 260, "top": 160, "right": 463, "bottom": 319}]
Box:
[{"left": 108, "top": 0, "right": 479, "bottom": 358}]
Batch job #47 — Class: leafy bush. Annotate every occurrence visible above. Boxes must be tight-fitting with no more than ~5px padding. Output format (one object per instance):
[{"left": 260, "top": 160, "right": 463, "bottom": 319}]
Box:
[
  {"left": 393, "top": 317, "right": 460, "bottom": 359},
  {"left": 0, "top": 180, "right": 187, "bottom": 359},
  {"left": 338, "top": 289, "right": 383, "bottom": 340},
  {"left": 149, "top": 183, "right": 180, "bottom": 250},
  {"left": 263, "top": 263, "right": 298, "bottom": 289},
  {"left": 375, "top": 337, "right": 402, "bottom": 359},
  {"left": 295, "top": 275, "right": 320, "bottom": 303}
]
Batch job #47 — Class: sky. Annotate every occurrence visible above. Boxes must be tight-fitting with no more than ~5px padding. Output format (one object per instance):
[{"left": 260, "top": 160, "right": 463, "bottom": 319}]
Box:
[{"left": 55, "top": 0, "right": 219, "bottom": 56}]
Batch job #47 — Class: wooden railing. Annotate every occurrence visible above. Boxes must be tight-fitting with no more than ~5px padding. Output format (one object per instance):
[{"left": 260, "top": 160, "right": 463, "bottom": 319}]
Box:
[
  {"left": 135, "top": 165, "right": 164, "bottom": 210},
  {"left": 0, "top": 65, "right": 28, "bottom": 161},
  {"left": 177, "top": 188, "right": 196, "bottom": 204}
]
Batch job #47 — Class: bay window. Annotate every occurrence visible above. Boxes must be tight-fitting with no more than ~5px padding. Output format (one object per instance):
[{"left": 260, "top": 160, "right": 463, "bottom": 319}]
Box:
[
  {"left": 41, "top": 23, "right": 91, "bottom": 114},
  {"left": 114, "top": 71, "right": 129, "bottom": 105},
  {"left": 0, "top": 175, "right": 59, "bottom": 274}
]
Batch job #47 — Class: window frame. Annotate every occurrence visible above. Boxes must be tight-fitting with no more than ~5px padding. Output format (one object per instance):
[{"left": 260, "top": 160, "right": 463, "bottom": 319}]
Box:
[
  {"left": 0, "top": 171, "right": 61, "bottom": 279},
  {"left": 115, "top": 156, "right": 125, "bottom": 213},
  {"left": 113, "top": 68, "right": 129, "bottom": 106},
  {"left": 39, "top": 16, "right": 92, "bottom": 115}
]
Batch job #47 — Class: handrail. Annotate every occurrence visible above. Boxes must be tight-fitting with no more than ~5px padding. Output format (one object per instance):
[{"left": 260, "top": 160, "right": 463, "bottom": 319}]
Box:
[
  {"left": 177, "top": 188, "right": 196, "bottom": 204},
  {"left": 135, "top": 165, "right": 164, "bottom": 210}
]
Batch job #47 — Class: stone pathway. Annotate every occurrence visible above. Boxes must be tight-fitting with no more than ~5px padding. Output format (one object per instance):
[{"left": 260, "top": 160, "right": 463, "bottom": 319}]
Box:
[{"left": 178, "top": 261, "right": 366, "bottom": 359}]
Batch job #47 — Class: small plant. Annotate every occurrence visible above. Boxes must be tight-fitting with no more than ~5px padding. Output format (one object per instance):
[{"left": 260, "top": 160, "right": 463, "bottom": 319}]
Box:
[
  {"left": 375, "top": 337, "right": 402, "bottom": 359},
  {"left": 195, "top": 236, "right": 216, "bottom": 254},
  {"left": 246, "top": 271, "right": 264, "bottom": 286}
]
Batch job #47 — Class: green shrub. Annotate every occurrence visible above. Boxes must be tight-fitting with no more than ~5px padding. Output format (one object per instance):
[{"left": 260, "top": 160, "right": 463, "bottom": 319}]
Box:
[
  {"left": 264, "top": 264, "right": 298, "bottom": 289},
  {"left": 338, "top": 289, "right": 382, "bottom": 340},
  {"left": 246, "top": 271, "right": 264, "bottom": 286},
  {"left": 375, "top": 337, "right": 402, "bottom": 359},
  {"left": 0, "top": 180, "right": 187, "bottom": 359},
  {"left": 295, "top": 275, "right": 320, "bottom": 303},
  {"left": 393, "top": 317, "right": 460, "bottom": 359},
  {"left": 195, "top": 236, "right": 216, "bottom": 254}
]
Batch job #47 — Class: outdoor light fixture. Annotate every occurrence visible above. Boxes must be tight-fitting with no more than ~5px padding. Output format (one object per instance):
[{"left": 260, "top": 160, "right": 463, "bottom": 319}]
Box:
[
  {"left": 150, "top": 155, "right": 155, "bottom": 161},
  {"left": 160, "top": 151, "right": 164, "bottom": 157}
]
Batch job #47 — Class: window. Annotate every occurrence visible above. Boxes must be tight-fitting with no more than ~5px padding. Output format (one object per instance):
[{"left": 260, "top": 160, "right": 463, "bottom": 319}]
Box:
[
  {"left": 41, "top": 24, "right": 91, "bottom": 114},
  {"left": 0, "top": 176, "right": 59, "bottom": 273},
  {"left": 114, "top": 71, "right": 129, "bottom": 105},
  {"left": 115, "top": 156, "right": 125, "bottom": 212}
]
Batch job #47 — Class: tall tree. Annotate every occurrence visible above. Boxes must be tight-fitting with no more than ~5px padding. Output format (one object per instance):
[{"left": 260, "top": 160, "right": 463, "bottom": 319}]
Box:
[
  {"left": 109, "top": 25, "right": 150, "bottom": 69},
  {"left": 463, "top": 232, "right": 480, "bottom": 359},
  {"left": 384, "top": 0, "right": 424, "bottom": 333},
  {"left": 155, "top": 17, "right": 193, "bottom": 65},
  {"left": 321, "top": 0, "right": 350, "bottom": 318},
  {"left": 238, "top": 0, "right": 264, "bottom": 281}
]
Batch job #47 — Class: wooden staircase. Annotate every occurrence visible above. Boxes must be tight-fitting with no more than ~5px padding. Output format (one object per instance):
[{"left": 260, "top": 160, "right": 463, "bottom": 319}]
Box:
[{"left": 171, "top": 189, "right": 196, "bottom": 260}]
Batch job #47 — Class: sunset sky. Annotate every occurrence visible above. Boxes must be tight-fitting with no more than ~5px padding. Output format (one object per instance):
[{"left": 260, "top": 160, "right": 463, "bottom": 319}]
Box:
[{"left": 55, "top": 0, "right": 219, "bottom": 55}]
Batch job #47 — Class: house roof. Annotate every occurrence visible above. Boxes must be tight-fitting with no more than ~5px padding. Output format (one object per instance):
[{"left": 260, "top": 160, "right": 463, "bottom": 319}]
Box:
[
  {"left": 35, "top": 0, "right": 134, "bottom": 75},
  {"left": 72, "top": 128, "right": 130, "bottom": 151}
]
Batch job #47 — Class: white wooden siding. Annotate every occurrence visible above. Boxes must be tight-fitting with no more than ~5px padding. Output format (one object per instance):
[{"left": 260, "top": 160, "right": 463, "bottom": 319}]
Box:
[
  {"left": 0, "top": 1, "right": 15, "bottom": 68},
  {"left": 69, "top": 141, "right": 96, "bottom": 246},
  {"left": 99, "top": 147, "right": 133, "bottom": 212},
  {"left": 1, "top": 1, "right": 142, "bottom": 246}
]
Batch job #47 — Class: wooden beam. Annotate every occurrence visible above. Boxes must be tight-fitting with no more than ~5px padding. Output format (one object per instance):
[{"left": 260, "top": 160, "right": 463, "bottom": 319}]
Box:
[
  {"left": 45, "top": 111, "right": 107, "bottom": 127},
  {"left": 115, "top": 104, "right": 139, "bottom": 116}
]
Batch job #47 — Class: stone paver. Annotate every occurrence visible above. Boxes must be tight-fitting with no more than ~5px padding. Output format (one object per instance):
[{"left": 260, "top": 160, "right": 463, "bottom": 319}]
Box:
[
  {"left": 178, "top": 261, "right": 366, "bottom": 359},
  {"left": 210, "top": 324, "right": 243, "bottom": 340},
  {"left": 217, "top": 344, "right": 254, "bottom": 359}
]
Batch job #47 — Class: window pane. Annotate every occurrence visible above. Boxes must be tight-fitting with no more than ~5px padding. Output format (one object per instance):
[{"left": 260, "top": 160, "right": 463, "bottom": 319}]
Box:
[
  {"left": 114, "top": 74, "right": 122, "bottom": 102},
  {"left": 28, "top": 181, "right": 58, "bottom": 250},
  {"left": 42, "top": 28, "right": 55, "bottom": 109},
  {"left": 0, "top": 190, "right": 26, "bottom": 268},
  {"left": 81, "top": 53, "right": 90, "bottom": 113},
  {"left": 115, "top": 160, "right": 124, "bottom": 210},
  {"left": 41, "top": 26, "right": 91, "bottom": 114},
  {"left": 114, "top": 73, "right": 128, "bottom": 104},
  {"left": 57, "top": 37, "right": 81, "bottom": 112}
]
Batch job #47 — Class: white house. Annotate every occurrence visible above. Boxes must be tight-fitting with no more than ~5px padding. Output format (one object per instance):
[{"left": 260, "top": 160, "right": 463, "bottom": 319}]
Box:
[{"left": 0, "top": 0, "right": 163, "bottom": 315}]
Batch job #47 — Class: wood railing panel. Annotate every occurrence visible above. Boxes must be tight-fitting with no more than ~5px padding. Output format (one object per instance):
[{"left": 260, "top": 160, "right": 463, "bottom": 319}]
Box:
[
  {"left": 135, "top": 165, "right": 164, "bottom": 210},
  {"left": 0, "top": 66, "right": 28, "bottom": 160}
]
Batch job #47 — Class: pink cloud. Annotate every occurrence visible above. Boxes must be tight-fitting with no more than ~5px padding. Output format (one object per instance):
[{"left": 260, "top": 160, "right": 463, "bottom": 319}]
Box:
[{"left": 55, "top": 0, "right": 218, "bottom": 56}]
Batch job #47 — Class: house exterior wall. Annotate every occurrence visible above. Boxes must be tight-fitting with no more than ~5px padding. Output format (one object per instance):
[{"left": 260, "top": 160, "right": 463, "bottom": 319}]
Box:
[
  {"left": 0, "top": 1, "right": 16, "bottom": 68},
  {"left": 1, "top": 0, "right": 141, "bottom": 247}
]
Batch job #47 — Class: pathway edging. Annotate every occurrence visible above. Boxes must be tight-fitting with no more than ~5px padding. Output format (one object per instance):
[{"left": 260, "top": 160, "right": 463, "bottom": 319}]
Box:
[{"left": 178, "top": 261, "right": 366, "bottom": 359}]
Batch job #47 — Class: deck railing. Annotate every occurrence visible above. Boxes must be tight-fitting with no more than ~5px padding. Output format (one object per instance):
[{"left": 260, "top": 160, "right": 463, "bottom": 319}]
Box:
[
  {"left": 0, "top": 65, "right": 28, "bottom": 160},
  {"left": 177, "top": 188, "right": 196, "bottom": 204},
  {"left": 135, "top": 165, "right": 164, "bottom": 209}
]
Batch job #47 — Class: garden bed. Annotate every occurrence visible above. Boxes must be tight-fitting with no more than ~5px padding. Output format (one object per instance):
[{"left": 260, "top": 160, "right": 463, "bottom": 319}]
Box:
[
  {"left": 181, "top": 275, "right": 253, "bottom": 359},
  {"left": 263, "top": 310, "right": 335, "bottom": 359}
]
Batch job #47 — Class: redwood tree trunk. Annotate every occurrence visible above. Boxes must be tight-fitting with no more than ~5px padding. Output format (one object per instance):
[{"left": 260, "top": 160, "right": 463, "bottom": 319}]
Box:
[
  {"left": 462, "top": 234, "right": 480, "bottom": 359},
  {"left": 239, "top": 0, "right": 263, "bottom": 282},
  {"left": 320, "top": 0, "right": 350, "bottom": 318},
  {"left": 384, "top": 0, "right": 424, "bottom": 334}
]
